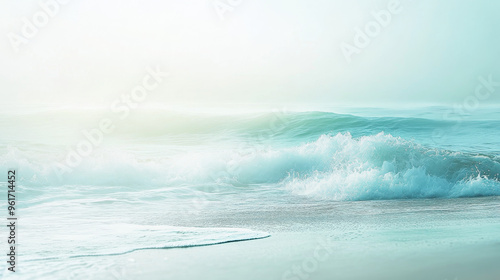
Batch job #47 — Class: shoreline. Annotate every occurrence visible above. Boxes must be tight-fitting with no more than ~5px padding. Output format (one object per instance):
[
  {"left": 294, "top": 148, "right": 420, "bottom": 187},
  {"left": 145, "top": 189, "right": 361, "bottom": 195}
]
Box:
[{"left": 8, "top": 196, "right": 500, "bottom": 280}]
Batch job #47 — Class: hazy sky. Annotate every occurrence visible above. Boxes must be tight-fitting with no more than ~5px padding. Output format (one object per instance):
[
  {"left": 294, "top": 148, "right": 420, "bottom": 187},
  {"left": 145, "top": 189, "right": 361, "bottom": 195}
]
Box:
[{"left": 1, "top": 0, "right": 499, "bottom": 108}]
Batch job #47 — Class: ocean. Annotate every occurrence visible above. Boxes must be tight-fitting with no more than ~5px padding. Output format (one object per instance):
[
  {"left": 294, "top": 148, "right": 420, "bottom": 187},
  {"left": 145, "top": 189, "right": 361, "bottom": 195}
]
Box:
[{"left": 1, "top": 105, "right": 499, "bottom": 279}]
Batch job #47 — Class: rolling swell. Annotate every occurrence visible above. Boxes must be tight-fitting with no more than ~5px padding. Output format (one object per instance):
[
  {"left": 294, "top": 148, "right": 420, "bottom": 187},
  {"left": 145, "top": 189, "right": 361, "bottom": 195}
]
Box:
[
  {"left": 4, "top": 133, "right": 500, "bottom": 201},
  {"left": 1, "top": 110, "right": 499, "bottom": 201}
]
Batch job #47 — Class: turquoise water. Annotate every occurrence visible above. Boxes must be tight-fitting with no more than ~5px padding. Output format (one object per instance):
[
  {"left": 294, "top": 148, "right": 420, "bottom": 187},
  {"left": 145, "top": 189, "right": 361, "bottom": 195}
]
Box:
[{"left": 0, "top": 106, "right": 499, "bottom": 279}]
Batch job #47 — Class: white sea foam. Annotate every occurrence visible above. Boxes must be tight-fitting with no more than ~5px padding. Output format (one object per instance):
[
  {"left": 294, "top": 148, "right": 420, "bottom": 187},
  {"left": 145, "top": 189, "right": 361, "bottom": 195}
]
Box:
[{"left": 3, "top": 132, "right": 499, "bottom": 201}]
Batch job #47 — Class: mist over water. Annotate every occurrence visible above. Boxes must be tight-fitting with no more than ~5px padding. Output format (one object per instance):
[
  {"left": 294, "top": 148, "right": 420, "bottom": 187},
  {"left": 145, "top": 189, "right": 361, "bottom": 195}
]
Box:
[{"left": 2, "top": 0, "right": 500, "bottom": 279}]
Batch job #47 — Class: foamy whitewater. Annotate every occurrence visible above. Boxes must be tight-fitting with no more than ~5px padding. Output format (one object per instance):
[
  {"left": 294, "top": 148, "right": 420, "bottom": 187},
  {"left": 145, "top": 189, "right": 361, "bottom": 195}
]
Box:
[{"left": 0, "top": 106, "right": 499, "bottom": 279}]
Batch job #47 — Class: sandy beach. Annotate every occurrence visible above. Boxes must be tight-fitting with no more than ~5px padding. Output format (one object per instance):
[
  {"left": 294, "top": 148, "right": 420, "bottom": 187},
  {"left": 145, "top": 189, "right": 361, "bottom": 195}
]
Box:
[
  {"left": 19, "top": 196, "right": 500, "bottom": 280},
  {"left": 121, "top": 197, "right": 500, "bottom": 280}
]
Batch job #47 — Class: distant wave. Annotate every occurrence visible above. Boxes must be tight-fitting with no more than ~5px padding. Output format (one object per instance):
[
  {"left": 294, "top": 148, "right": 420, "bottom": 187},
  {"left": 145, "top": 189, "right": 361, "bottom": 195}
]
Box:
[{"left": 0, "top": 110, "right": 468, "bottom": 138}]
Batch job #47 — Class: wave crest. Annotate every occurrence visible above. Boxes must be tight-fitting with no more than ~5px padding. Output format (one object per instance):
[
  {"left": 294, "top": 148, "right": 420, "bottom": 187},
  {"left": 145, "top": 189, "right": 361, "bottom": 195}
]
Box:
[
  {"left": 2, "top": 132, "right": 499, "bottom": 201},
  {"left": 279, "top": 133, "right": 500, "bottom": 200}
]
